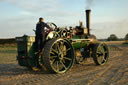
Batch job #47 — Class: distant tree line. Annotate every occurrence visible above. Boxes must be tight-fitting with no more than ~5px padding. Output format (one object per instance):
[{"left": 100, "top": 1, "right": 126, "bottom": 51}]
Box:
[
  {"left": 125, "top": 33, "right": 128, "bottom": 41},
  {"left": 107, "top": 34, "right": 118, "bottom": 41},
  {"left": 0, "top": 38, "right": 16, "bottom": 44},
  {"left": 107, "top": 33, "right": 128, "bottom": 41}
]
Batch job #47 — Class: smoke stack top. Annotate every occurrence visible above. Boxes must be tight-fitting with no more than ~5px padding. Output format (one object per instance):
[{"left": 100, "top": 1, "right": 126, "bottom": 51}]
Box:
[{"left": 86, "top": 9, "right": 91, "bottom": 12}]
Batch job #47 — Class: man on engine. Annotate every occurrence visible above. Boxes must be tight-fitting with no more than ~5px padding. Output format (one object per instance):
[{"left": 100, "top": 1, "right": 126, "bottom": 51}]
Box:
[
  {"left": 33, "top": 17, "right": 50, "bottom": 70},
  {"left": 35, "top": 17, "right": 50, "bottom": 52}
]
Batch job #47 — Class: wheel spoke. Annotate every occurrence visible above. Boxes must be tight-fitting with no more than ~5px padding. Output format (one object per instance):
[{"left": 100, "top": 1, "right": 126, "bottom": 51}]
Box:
[
  {"left": 51, "top": 48, "right": 58, "bottom": 54},
  {"left": 50, "top": 56, "right": 57, "bottom": 58},
  {"left": 63, "top": 57, "right": 72, "bottom": 61},
  {"left": 98, "top": 57, "right": 102, "bottom": 64},
  {"left": 60, "top": 60, "right": 67, "bottom": 70},
  {"left": 62, "top": 59, "right": 66, "bottom": 63},
  {"left": 60, "top": 40, "right": 64, "bottom": 45},
  {"left": 57, "top": 44, "right": 61, "bottom": 53},
  {"left": 50, "top": 51, "right": 55, "bottom": 55},
  {"left": 101, "top": 56, "right": 103, "bottom": 62},
  {"left": 103, "top": 59, "right": 106, "bottom": 62},
  {"left": 97, "top": 51, "right": 101, "bottom": 54},
  {"left": 97, "top": 52, "right": 101, "bottom": 56},
  {"left": 60, "top": 41, "right": 64, "bottom": 50},
  {"left": 50, "top": 59, "right": 55, "bottom": 65},
  {"left": 67, "top": 48, "right": 71, "bottom": 51},
  {"left": 56, "top": 61, "right": 59, "bottom": 71},
  {"left": 97, "top": 55, "right": 101, "bottom": 63},
  {"left": 97, "top": 52, "right": 102, "bottom": 57},
  {"left": 60, "top": 45, "right": 64, "bottom": 51},
  {"left": 65, "top": 48, "right": 71, "bottom": 52}
]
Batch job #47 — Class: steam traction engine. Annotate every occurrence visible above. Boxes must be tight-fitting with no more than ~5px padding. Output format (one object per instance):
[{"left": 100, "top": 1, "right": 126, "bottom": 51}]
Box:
[{"left": 16, "top": 10, "right": 109, "bottom": 73}]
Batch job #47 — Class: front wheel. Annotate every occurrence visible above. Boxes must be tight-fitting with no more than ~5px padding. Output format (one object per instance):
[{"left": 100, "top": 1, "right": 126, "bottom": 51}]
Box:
[
  {"left": 92, "top": 43, "right": 109, "bottom": 65},
  {"left": 42, "top": 38, "right": 74, "bottom": 73}
]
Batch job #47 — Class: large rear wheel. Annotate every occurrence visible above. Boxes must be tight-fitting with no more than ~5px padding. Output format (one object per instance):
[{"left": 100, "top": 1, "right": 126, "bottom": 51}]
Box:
[{"left": 42, "top": 38, "right": 74, "bottom": 73}]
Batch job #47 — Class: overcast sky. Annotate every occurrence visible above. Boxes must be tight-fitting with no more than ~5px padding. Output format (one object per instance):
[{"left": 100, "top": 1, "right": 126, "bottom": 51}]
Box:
[{"left": 0, "top": 0, "right": 128, "bottom": 39}]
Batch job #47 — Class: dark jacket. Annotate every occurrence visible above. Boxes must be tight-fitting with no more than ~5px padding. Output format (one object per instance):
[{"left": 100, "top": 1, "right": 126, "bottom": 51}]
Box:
[{"left": 36, "top": 22, "right": 49, "bottom": 35}]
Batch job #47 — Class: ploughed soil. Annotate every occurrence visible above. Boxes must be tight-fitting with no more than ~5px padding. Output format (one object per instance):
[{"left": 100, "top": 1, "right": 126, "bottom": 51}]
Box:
[{"left": 0, "top": 44, "right": 128, "bottom": 85}]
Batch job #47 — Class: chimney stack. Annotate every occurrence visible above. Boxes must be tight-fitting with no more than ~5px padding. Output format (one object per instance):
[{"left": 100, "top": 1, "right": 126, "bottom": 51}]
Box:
[{"left": 86, "top": 9, "right": 91, "bottom": 35}]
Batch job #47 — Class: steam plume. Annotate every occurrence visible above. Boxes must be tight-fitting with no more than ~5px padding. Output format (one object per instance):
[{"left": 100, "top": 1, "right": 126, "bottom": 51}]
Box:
[{"left": 85, "top": 0, "right": 95, "bottom": 9}]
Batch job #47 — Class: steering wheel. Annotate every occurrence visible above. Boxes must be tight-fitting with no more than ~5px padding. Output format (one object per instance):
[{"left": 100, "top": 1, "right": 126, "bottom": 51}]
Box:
[
  {"left": 47, "top": 22, "right": 57, "bottom": 30},
  {"left": 44, "top": 22, "right": 57, "bottom": 36}
]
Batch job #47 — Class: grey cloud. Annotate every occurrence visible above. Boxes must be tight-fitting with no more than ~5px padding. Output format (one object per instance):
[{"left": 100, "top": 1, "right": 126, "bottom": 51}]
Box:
[
  {"left": 0, "top": 16, "right": 36, "bottom": 38},
  {"left": 2, "top": 0, "right": 59, "bottom": 13},
  {"left": 91, "top": 20, "right": 128, "bottom": 39},
  {"left": 1, "top": 0, "right": 79, "bottom": 18}
]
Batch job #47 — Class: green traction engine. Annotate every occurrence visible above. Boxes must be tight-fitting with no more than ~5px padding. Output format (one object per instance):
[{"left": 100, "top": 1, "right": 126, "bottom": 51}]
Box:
[{"left": 16, "top": 10, "right": 109, "bottom": 73}]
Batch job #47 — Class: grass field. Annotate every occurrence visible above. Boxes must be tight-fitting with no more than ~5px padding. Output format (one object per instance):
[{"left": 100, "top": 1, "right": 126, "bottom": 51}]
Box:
[{"left": 0, "top": 44, "right": 17, "bottom": 64}]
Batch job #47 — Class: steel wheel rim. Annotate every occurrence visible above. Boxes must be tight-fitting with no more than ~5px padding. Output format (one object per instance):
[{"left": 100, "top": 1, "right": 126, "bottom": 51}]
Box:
[
  {"left": 96, "top": 44, "right": 109, "bottom": 65},
  {"left": 49, "top": 39, "right": 74, "bottom": 73}
]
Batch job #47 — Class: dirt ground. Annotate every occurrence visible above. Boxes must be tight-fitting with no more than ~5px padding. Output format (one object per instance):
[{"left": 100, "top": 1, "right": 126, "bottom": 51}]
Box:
[{"left": 0, "top": 44, "right": 128, "bottom": 85}]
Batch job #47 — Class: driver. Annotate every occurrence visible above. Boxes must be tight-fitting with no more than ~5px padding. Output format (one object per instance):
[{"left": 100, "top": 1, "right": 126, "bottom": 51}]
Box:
[
  {"left": 75, "top": 21, "right": 84, "bottom": 35},
  {"left": 35, "top": 17, "right": 50, "bottom": 52}
]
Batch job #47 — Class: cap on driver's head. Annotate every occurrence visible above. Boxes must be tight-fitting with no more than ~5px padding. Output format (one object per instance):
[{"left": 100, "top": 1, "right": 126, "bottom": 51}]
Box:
[{"left": 39, "top": 17, "right": 43, "bottom": 21}]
